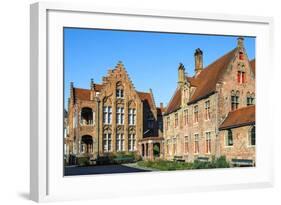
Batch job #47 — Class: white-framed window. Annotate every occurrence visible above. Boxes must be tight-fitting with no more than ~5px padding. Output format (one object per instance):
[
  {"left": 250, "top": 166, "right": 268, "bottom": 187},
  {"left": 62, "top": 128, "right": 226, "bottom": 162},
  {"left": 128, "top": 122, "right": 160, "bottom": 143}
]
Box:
[
  {"left": 205, "top": 132, "right": 211, "bottom": 154},
  {"left": 194, "top": 134, "right": 199, "bottom": 154},
  {"left": 129, "top": 108, "right": 136, "bottom": 125},
  {"left": 128, "top": 134, "right": 136, "bottom": 151},
  {"left": 116, "top": 134, "right": 124, "bottom": 152},
  {"left": 116, "top": 88, "right": 124, "bottom": 98},
  {"left": 103, "top": 106, "right": 112, "bottom": 124},
  {"left": 117, "top": 107, "right": 124, "bottom": 125},
  {"left": 103, "top": 133, "right": 112, "bottom": 152},
  {"left": 205, "top": 100, "right": 210, "bottom": 120},
  {"left": 225, "top": 130, "right": 233, "bottom": 146}
]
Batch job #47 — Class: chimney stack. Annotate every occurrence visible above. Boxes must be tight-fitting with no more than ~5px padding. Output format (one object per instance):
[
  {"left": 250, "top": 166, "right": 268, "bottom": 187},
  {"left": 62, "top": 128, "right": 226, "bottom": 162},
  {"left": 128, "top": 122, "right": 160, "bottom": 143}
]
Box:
[
  {"left": 194, "top": 48, "right": 203, "bottom": 76},
  {"left": 178, "top": 63, "right": 185, "bottom": 87}
]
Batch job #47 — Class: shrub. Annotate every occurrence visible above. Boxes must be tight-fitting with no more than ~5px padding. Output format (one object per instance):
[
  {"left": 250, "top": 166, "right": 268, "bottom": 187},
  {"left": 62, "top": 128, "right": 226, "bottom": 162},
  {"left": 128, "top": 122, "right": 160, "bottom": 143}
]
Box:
[{"left": 77, "top": 157, "right": 90, "bottom": 166}]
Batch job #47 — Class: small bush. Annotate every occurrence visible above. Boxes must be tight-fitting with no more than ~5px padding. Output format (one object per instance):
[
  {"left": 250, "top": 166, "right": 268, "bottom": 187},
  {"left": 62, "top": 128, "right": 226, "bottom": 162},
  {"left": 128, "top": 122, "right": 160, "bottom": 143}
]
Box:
[{"left": 77, "top": 157, "right": 90, "bottom": 166}]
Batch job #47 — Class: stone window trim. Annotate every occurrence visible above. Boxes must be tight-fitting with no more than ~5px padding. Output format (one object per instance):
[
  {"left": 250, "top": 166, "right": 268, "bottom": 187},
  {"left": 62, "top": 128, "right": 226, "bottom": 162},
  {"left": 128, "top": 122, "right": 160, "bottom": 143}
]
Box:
[
  {"left": 205, "top": 131, "right": 212, "bottom": 154},
  {"left": 116, "top": 133, "right": 125, "bottom": 152},
  {"left": 193, "top": 105, "right": 199, "bottom": 124},
  {"left": 174, "top": 112, "right": 179, "bottom": 128},
  {"left": 231, "top": 90, "right": 239, "bottom": 111},
  {"left": 225, "top": 129, "right": 234, "bottom": 147},
  {"left": 103, "top": 106, "right": 112, "bottom": 124},
  {"left": 116, "top": 106, "right": 125, "bottom": 125},
  {"left": 184, "top": 136, "right": 189, "bottom": 154},
  {"left": 194, "top": 133, "right": 200, "bottom": 154},
  {"left": 103, "top": 133, "right": 112, "bottom": 152},
  {"left": 248, "top": 126, "right": 256, "bottom": 147},
  {"left": 184, "top": 109, "right": 188, "bottom": 126},
  {"left": 246, "top": 92, "right": 255, "bottom": 106},
  {"left": 128, "top": 134, "right": 136, "bottom": 151},
  {"left": 204, "top": 100, "right": 211, "bottom": 121},
  {"left": 128, "top": 108, "right": 136, "bottom": 125}
]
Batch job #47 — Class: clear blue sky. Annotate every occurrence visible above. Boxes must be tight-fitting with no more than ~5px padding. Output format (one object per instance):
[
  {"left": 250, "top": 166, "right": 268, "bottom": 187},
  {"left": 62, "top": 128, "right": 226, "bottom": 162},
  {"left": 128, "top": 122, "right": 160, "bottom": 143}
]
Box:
[{"left": 64, "top": 28, "right": 255, "bottom": 109}]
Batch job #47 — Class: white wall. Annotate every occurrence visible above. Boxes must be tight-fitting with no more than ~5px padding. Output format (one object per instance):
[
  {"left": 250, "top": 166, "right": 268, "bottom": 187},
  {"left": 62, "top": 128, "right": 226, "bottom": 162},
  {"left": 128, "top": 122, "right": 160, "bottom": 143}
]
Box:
[{"left": 0, "top": 0, "right": 280, "bottom": 204}]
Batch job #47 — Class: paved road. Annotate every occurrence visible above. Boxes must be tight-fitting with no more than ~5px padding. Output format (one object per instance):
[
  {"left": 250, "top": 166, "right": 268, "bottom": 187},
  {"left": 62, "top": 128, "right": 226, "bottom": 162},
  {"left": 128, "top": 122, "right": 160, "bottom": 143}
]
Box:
[{"left": 64, "top": 164, "right": 151, "bottom": 176}]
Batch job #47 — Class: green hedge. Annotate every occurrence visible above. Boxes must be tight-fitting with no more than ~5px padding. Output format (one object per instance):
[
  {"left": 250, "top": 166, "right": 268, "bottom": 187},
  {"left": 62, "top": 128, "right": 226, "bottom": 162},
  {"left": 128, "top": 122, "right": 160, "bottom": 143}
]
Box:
[{"left": 77, "top": 157, "right": 90, "bottom": 166}]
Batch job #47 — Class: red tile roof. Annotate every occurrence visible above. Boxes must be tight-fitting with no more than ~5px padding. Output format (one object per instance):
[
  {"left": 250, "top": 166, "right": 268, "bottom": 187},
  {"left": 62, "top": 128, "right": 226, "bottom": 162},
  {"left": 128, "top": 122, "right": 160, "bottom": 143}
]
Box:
[
  {"left": 250, "top": 59, "right": 255, "bottom": 76},
  {"left": 93, "top": 83, "right": 103, "bottom": 92},
  {"left": 219, "top": 105, "right": 255, "bottom": 130},
  {"left": 188, "top": 49, "right": 236, "bottom": 104},
  {"left": 165, "top": 88, "right": 181, "bottom": 114},
  {"left": 73, "top": 88, "right": 91, "bottom": 101}
]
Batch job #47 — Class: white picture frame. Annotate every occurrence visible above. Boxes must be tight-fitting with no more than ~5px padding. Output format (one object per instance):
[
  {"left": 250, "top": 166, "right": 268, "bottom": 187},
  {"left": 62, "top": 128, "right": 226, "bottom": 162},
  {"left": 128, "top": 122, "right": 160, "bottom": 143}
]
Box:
[{"left": 30, "top": 2, "right": 274, "bottom": 202}]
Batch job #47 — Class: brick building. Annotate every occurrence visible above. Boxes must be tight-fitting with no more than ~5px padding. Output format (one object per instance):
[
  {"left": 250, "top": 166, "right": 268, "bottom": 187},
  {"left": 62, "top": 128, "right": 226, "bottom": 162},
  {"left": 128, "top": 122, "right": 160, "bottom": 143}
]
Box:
[
  {"left": 163, "top": 37, "right": 255, "bottom": 166},
  {"left": 65, "top": 37, "right": 255, "bottom": 167},
  {"left": 66, "top": 62, "right": 164, "bottom": 162}
]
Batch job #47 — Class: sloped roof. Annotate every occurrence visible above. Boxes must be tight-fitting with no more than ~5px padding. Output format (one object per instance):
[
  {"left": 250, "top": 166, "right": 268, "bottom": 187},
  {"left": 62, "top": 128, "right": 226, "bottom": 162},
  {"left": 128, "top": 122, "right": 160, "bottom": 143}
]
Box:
[
  {"left": 188, "top": 48, "right": 237, "bottom": 104},
  {"left": 250, "top": 59, "right": 255, "bottom": 76},
  {"left": 93, "top": 83, "right": 103, "bottom": 92},
  {"left": 137, "top": 91, "right": 154, "bottom": 109},
  {"left": 165, "top": 88, "right": 181, "bottom": 115},
  {"left": 73, "top": 88, "right": 91, "bottom": 101},
  {"left": 219, "top": 105, "right": 255, "bottom": 130}
]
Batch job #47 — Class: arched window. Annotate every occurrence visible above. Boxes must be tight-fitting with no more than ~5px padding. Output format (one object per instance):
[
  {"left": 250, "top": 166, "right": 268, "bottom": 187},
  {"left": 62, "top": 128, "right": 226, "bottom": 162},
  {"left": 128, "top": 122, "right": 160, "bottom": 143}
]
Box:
[
  {"left": 226, "top": 130, "right": 233, "bottom": 146},
  {"left": 249, "top": 126, "right": 255, "bottom": 146},
  {"left": 81, "top": 107, "right": 93, "bottom": 125}
]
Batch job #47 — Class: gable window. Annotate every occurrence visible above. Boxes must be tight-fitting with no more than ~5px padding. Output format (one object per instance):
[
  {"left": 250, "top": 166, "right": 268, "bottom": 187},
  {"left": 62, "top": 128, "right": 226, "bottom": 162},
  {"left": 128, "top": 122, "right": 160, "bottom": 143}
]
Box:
[
  {"left": 205, "top": 132, "right": 211, "bottom": 154},
  {"left": 237, "top": 71, "right": 246, "bottom": 84},
  {"left": 116, "top": 89, "right": 124, "bottom": 98},
  {"left": 205, "top": 100, "right": 211, "bottom": 120},
  {"left": 129, "top": 108, "right": 136, "bottom": 125},
  {"left": 103, "top": 133, "right": 112, "bottom": 152},
  {"left": 117, "top": 107, "right": 124, "bottom": 125},
  {"left": 184, "top": 136, "right": 189, "bottom": 154},
  {"left": 128, "top": 134, "right": 136, "bottom": 151},
  {"left": 226, "top": 130, "right": 233, "bottom": 146},
  {"left": 184, "top": 109, "right": 188, "bottom": 125},
  {"left": 194, "top": 105, "right": 199, "bottom": 123},
  {"left": 103, "top": 106, "right": 112, "bottom": 124},
  {"left": 175, "top": 113, "right": 179, "bottom": 127},
  {"left": 231, "top": 91, "right": 239, "bottom": 111},
  {"left": 194, "top": 134, "right": 199, "bottom": 154},
  {"left": 249, "top": 126, "right": 255, "bottom": 146}
]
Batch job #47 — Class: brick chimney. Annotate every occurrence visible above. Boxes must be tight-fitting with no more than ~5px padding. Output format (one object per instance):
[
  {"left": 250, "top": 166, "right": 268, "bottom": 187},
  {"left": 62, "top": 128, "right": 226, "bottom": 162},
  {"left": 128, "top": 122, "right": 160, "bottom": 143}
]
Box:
[
  {"left": 178, "top": 63, "right": 185, "bottom": 87},
  {"left": 194, "top": 48, "right": 203, "bottom": 76}
]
